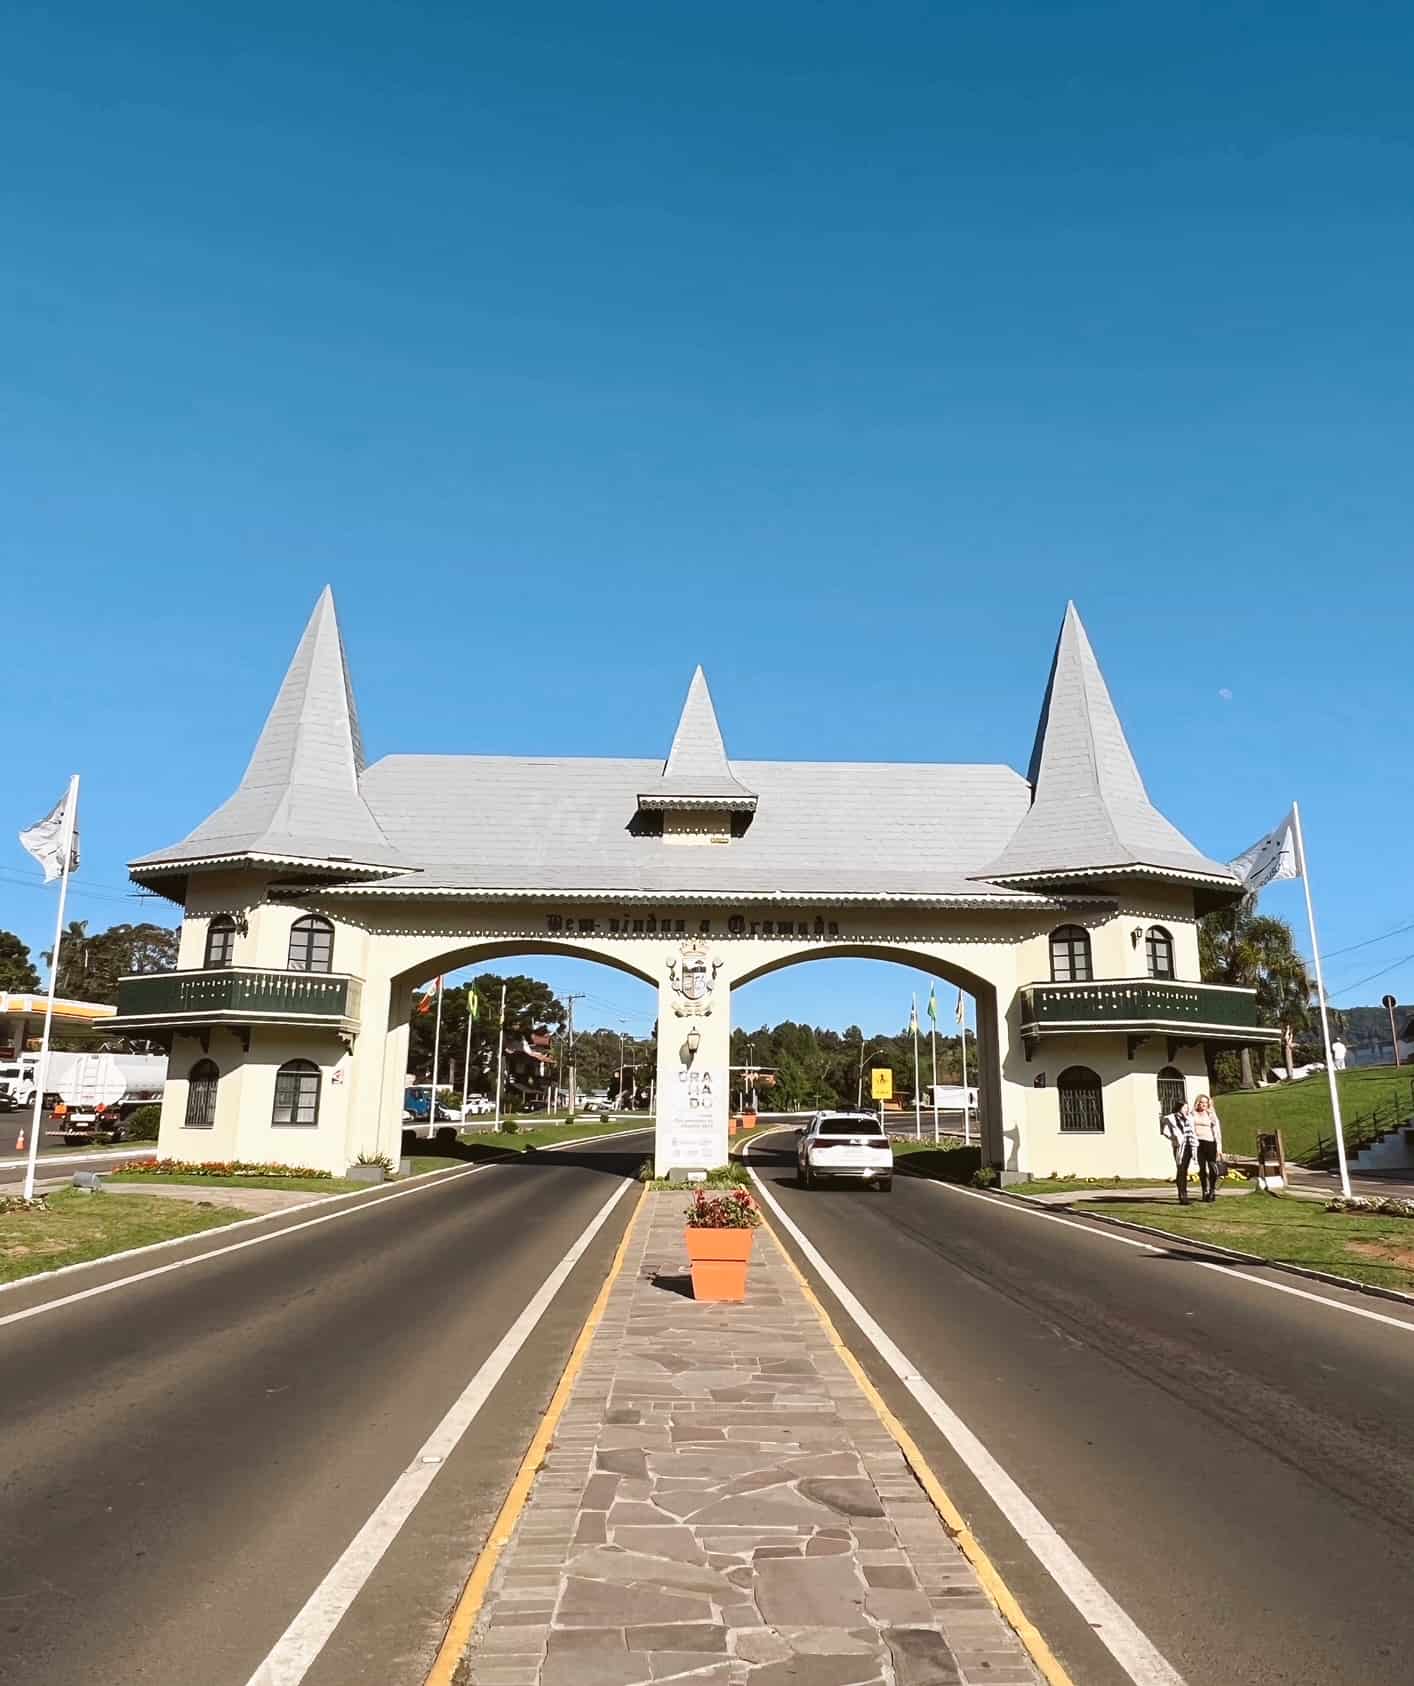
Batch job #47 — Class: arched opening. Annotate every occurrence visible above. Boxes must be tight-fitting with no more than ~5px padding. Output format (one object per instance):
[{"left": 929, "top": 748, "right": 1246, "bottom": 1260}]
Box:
[
  {"left": 1048, "top": 925, "right": 1092, "bottom": 983},
  {"left": 185, "top": 1058, "right": 219, "bottom": 1128},
  {"left": 730, "top": 945, "right": 998, "bottom": 1166},
  {"left": 273, "top": 1059, "right": 321, "bottom": 1128},
  {"left": 1057, "top": 1066, "right": 1104, "bottom": 1133},
  {"left": 288, "top": 914, "right": 335, "bottom": 974},
  {"left": 1157, "top": 1065, "right": 1187, "bottom": 1116},
  {"left": 204, "top": 915, "right": 237, "bottom": 968},
  {"left": 385, "top": 941, "right": 659, "bottom": 1137},
  {"left": 1145, "top": 925, "right": 1174, "bottom": 980}
]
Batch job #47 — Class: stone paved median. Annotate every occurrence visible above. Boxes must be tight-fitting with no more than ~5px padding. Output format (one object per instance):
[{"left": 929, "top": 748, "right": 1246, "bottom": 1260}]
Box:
[{"left": 455, "top": 1189, "right": 1040, "bottom": 1686}]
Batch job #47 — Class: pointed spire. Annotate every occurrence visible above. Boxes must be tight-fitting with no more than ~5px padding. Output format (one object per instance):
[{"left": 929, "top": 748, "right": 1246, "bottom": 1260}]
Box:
[
  {"left": 133, "top": 588, "right": 402, "bottom": 875},
  {"left": 638, "top": 667, "right": 757, "bottom": 811},
  {"left": 978, "top": 604, "right": 1234, "bottom": 885}
]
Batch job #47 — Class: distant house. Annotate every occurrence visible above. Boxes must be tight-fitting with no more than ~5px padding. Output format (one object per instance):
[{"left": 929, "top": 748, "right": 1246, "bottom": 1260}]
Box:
[{"left": 1401, "top": 1018, "right": 1414, "bottom": 1066}]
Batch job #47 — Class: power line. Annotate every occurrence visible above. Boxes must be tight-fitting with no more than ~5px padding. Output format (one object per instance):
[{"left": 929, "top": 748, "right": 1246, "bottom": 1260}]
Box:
[
  {"left": 1330, "top": 950, "right": 1414, "bottom": 1001},
  {"left": 1324, "top": 916, "right": 1414, "bottom": 960}
]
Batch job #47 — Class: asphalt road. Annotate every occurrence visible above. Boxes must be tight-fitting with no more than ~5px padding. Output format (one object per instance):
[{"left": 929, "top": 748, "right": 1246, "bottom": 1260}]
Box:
[
  {"left": 746, "top": 1131, "right": 1414, "bottom": 1686},
  {"left": 0, "top": 1130, "right": 651, "bottom": 1686}
]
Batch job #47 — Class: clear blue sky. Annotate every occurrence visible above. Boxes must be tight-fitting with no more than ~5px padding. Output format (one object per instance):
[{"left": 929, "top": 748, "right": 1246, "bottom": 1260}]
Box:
[{"left": 4, "top": 1, "right": 1411, "bottom": 1032}]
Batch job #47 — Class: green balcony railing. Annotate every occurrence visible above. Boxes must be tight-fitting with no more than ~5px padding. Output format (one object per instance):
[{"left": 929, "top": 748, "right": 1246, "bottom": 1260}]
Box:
[
  {"left": 114, "top": 967, "right": 362, "bottom": 1026},
  {"left": 1019, "top": 979, "right": 1273, "bottom": 1037}
]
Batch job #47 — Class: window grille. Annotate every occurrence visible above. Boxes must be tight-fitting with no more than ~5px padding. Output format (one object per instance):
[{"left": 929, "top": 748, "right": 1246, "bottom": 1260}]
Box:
[
  {"left": 185, "top": 1058, "right": 219, "bottom": 1128},
  {"left": 1057, "top": 1066, "right": 1104, "bottom": 1132},
  {"left": 1157, "top": 1066, "right": 1187, "bottom": 1116}
]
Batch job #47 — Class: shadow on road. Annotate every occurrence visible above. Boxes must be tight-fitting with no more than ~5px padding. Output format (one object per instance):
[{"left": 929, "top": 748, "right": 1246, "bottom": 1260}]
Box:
[{"left": 411, "top": 1136, "right": 653, "bottom": 1182}]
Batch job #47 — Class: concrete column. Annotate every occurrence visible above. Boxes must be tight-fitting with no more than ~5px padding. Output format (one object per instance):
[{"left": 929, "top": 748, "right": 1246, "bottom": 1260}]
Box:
[
  {"left": 653, "top": 974, "right": 731, "bottom": 1177},
  {"left": 376, "top": 987, "right": 412, "bottom": 1163}
]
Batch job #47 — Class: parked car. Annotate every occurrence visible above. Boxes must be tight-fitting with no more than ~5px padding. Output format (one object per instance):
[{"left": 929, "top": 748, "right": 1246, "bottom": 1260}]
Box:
[
  {"left": 583, "top": 1098, "right": 614, "bottom": 1115},
  {"left": 402, "top": 1087, "right": 459, "bottom": 1135},
  {"left": 458, "top": 1095, "right": 496, "bottom": 1119},
  {"left": 796, "top": 1112, "right": 893, "bottom": 1192}
]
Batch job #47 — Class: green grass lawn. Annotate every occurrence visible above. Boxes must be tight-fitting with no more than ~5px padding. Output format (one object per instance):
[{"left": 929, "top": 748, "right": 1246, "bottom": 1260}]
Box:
[
  {"left": 891, "top": 1139, "right": 983, "bottom": 1183},
  {"left": 1214, "top": 1065, "right": 1414, "bottom": 1163},
  {"left": 1007, "top": 1176, "right": 1185, "bottom": 1196},
  {"left": 0, "top": 1189, "right": 245, "bottom": 1283},
  {"left": 1079, "top": 1192, "right": 1414, "bottom": 1294},
  {"left": 458, "top": 1118, "right": 653, "bottom": 1152},
  {"left": 108, "top": 1171, "right": 362, "bottom": 1193}
]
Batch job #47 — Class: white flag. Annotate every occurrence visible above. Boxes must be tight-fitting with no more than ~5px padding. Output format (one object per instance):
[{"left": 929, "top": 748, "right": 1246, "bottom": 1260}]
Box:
[
  {"left": 19, "top": 788, "right": 79, "bottom": 883},
  {"left": 908, "top": 995, "right": 919, "bottom": 1036},
  {"left": 1229, "top": 808, "right": 1299, "bottom": 892}
]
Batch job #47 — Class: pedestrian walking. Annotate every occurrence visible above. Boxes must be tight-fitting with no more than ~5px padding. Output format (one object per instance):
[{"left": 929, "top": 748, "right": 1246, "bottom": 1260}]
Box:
[
  {"left": 1161, "top": 1101, "right": 1195, "bottom": 1203},
  {"left": 1191, "top": 1094, "right": 1223, "bottom": 1202}
]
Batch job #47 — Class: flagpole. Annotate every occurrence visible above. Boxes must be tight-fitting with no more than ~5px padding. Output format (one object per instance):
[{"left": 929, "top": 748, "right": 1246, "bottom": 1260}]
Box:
[
  {"left": 930, "top": 1021, "right": 938, "bottom": 1144},
  {"left": 461, "top": 983, "right": 476, "bottom": 1118},
  {"left": 493, "top": 981, "right": 508, "bottom": 1127},
  {"left": 429, "top": 978, "right": 444, "bottom": 1129},
  {"left": 960, "top": 1021, "right": 971, "bottom": 1148},
  {"left": 1291, "top": 801, "right": 1352, "bottom": 1198},
  {"left": 23, "top": 774, "right": 79, "bottom": 1202},
  {"left": 912, "top": 997, "right": 921, "bottom": 1141}
]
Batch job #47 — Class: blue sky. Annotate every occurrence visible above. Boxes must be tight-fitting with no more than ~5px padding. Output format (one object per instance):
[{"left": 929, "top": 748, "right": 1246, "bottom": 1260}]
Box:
[{"left": 3, "top": 1, "right": 1411, "bottom": 1032}]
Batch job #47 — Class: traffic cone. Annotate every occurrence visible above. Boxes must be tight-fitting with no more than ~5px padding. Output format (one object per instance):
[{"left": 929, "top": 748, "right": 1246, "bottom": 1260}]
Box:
[{"left": 14, "top": 1127, "right": 25, "bottom": 1152}]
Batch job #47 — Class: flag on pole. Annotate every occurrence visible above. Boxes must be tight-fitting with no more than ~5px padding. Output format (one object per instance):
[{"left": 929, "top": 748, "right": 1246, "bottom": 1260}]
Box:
[
  {"left": 19, "top": 789, "right": 80, "bottom": 882},
  {"left": 909, "top": 996, "right": 919, "bottom": 1035},
  {"left": 466, "top": 984, "right": 480, "bottom": 1022},
  {"left": 926, "top": 985, "right": 938, "bottom": 1026},
  {"left": 417, "top": 977, "right": 443, "bottom": 1015},
  {"left": 1229, "top": 808, "right": 1300, "bottom": 892},
  {"left": 954, "top": 989, "right": 965, "bottom": 1027}
]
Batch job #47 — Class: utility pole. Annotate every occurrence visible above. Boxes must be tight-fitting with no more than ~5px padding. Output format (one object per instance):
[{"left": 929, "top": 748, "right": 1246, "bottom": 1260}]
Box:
[
  {"left": 618, "top": 1030, "right": 627, "bottom": 1108},
  {"left": 565, "top": 992, "right": 585, "bottom": 1115}
]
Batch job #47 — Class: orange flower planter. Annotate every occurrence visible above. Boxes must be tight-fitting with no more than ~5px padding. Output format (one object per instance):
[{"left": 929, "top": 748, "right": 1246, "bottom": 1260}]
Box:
[{"left": 685, "top": 1225, "right": 755, "bottom": 1302}]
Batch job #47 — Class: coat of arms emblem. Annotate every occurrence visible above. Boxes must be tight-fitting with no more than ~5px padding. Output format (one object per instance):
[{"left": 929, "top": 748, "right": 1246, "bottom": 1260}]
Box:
[{"left": 667, "top": 939, "right": 722, "bottom": 1017}]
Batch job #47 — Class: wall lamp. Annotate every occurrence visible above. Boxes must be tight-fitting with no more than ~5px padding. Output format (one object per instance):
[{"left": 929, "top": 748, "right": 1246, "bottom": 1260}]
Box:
[{"left": 682, "top": 1026, "right": 702, "bottom": 1066}]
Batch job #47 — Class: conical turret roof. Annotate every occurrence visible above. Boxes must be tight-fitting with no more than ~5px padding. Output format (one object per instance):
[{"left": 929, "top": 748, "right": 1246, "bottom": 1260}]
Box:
[
  {"left": 977, "top": 604, "right": 1236, "bottom": 886},
  {"left": 132, "top": 587, "right": 403, "bottom": 882},
  {"left": 637, "top": 667, "right": 757, "bottom": 811}
]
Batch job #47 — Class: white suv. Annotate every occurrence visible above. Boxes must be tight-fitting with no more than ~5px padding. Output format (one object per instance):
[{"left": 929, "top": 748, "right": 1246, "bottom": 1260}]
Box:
[{"left": 796, "top": 1113, "right": 893, "bottom": 1192}]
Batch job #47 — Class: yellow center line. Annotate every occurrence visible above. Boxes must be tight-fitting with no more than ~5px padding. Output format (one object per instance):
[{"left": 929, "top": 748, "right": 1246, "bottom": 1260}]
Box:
[
  {"left": 423, "top": 1185, "right": 645, "bottom": 1686},
  {"left": 757, "top": 1211, "right": 1077, "bottom": 1686}
]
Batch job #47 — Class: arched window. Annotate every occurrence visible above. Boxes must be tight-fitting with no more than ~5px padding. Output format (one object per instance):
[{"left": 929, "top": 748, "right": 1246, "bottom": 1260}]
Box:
[
  {"left": 273, "top": 1059, "right": 321, "bottom": 1127},
  {"left": 205, "top": 915, "right": 237, "bottom": 968},
  {"left": 185, "top": 1059, "right": 219, "bottom": 1128},
  {"left": 1145, "top": 925, "right": 1175, "bottom": 980},
  {"left": 1057, "top": 1066, "right": 1104, "bottom": 1133},
  {"left": 288, "top": 915, "right": 334, "bottom": 974},
  {"left": 1157, "top": 1066, "right": 1187, "bottom": 1117},
  {"left": 1049, "top": 926, "right": 1093, "bottom": 984}
]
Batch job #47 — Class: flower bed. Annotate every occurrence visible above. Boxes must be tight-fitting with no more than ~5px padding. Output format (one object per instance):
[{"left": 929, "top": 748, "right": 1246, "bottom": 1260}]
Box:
[
  {"left": 1326, "top": 1194, "right": 1414, "bottom": 1219},
  {"left": 118, "top": 1158, "right": 333, "bottom": 1180}
]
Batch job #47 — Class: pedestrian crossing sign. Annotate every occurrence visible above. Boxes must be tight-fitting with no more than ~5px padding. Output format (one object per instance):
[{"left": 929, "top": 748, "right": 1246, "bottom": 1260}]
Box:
[{"left": 871, "top": 1068, "right": 893, "bottom": 1101}]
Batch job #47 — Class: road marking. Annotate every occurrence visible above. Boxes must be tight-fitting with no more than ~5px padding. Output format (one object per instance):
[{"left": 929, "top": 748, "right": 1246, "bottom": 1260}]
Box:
[
  {"left": 424, "top": 1186, "right": 645, "bottom": 1685},
  {"left": 245, "top": 1176, "right": 635, "bottom": 1686},
  {"left": 936, "top": 1182, "right": 1414, "bottom": 1332},
  {"left": 0, "top": 1128, "right": 654, "bottom": 1326},
  {"left": 0, "top": 1147, "right": 156, "bottom": 1170},
  {"left": 744, "top": 1155, "right": 1187, "bottom": 1686},
  {"left": 756, "top": 1212, "right": 1075, "bottom": 1686}
]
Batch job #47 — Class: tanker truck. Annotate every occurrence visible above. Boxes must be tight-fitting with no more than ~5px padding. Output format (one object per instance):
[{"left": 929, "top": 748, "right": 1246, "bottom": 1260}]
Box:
[{"left": 54, "top": 1054, "right": 167, "bottom": 1143}]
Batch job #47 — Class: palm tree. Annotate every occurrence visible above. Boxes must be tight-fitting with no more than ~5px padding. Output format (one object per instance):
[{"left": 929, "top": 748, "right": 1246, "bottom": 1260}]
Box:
[
  {"left": 40, "top": 920, "right": 90, "bottom": 998},
  {"left": 1200, "top": 905, "right": 1311, "bottom": 1088}
]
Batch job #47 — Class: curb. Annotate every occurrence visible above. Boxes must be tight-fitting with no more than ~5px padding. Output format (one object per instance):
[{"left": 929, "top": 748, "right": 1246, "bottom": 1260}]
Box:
[{"left": 994, "top": 1189, "right": 1414, "bottom": 1312}]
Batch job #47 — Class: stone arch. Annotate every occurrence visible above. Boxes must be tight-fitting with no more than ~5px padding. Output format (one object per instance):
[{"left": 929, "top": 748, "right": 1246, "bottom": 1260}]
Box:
[{"left": 728, "top": 941, "right": 1004, "bottom": 1166}]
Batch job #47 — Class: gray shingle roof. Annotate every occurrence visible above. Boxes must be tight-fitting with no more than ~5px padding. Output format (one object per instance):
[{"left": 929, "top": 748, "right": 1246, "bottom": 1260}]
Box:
[
  {"left": 638, "top": 667, "right": 757, "bottom": 810},
  {"left": 131, "top": 587, "right": 402, "bottom": 877},
  {"left": 976, "top": 603, "right": 1238, "bottom": 887},
  {"left": 348, "top": 753, "right": 1038, "bottom": 901}
]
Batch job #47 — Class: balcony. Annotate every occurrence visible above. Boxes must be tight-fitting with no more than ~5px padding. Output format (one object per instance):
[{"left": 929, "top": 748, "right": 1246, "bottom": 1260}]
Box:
[
  {"left": 109, "top": 967, "right": 363, "bottom": 1046},
  {"left": 1018, "top": 978, "right": 1280, "bottom": 1059}
]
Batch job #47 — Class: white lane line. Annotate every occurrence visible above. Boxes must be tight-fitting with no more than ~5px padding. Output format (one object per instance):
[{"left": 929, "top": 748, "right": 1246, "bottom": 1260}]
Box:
[
  {"left": 0, "top": 1147, "right": 155, "bottom": 1169},
  {"left": 744, "top": 1156, "right": 1186, "bottom": 1686},
  {"left": 0, "top": 1129, "right": 654, "bottom": 1327},
  {"left": 936, "top": 1182, "right": 1414, "bottom": 1333},
  {"left": 245, "top": 1176, "right": 633, "bottom": 1686}
]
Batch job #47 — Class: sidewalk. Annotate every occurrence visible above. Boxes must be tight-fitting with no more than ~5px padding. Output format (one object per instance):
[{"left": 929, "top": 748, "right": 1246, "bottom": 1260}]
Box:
[{"left": 455, "top": 1189, "right": 1041, "bottom": 1686}]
